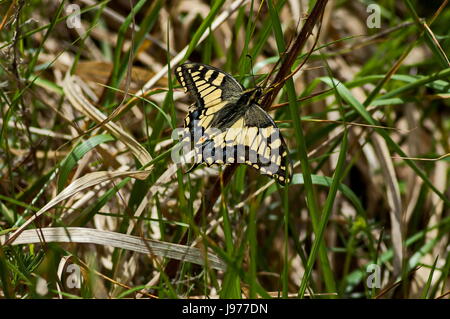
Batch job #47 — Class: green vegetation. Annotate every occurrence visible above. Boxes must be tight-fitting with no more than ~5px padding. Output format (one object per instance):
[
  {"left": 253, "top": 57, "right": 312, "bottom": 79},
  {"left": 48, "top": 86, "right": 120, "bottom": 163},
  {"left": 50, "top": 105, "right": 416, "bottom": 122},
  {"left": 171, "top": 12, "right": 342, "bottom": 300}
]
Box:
[{"left": 0, "top": 0, "right": 449, "bottom": 299}]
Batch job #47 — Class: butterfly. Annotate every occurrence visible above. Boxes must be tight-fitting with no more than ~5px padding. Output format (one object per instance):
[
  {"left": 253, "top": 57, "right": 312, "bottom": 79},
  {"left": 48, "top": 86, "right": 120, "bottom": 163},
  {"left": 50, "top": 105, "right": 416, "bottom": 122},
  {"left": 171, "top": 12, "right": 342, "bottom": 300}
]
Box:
[{"left": 175, "top": 62, "right": 292, "bottom": 185}]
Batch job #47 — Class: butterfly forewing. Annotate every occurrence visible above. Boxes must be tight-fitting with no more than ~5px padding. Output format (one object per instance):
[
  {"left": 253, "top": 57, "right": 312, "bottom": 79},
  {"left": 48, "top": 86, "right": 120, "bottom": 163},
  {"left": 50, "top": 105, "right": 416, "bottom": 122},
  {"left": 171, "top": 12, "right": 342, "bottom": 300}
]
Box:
[
  {"left": 175, "top": 62, "right": 292, "bottom": 185},
  {"left": 175, "top": 63, "right": 242, "bottom": 109}
]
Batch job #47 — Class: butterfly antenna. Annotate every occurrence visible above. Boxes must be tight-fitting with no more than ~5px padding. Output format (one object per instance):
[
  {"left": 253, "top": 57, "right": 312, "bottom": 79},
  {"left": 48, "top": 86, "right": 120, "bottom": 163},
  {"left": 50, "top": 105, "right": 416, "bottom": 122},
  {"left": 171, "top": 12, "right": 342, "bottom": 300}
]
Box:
[
  {"left": 261, "top": 21, "right": 301, "bottom": 95},
  {"left": 246, "top": 54, "right": 258, "bottom": 90},
  {"left": 260, "top": 46, "right": 289, "bottom": 96}
]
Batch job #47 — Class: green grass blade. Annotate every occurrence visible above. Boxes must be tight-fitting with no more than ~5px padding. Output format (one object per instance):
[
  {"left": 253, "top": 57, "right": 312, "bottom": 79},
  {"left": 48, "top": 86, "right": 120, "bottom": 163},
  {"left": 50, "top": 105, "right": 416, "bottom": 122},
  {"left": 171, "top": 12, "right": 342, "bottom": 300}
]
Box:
[
  {"left": 57, "top": 134, "right": 115, "bottom": 192},
  {"left": 298, "top": 130, "right": 349, "bottom": 297},
  {"left": 320, "top": 77, "right": 450, "bottom": 207},
  {"left": 267, "top": 0, "right": 337, "bottom": 297}
]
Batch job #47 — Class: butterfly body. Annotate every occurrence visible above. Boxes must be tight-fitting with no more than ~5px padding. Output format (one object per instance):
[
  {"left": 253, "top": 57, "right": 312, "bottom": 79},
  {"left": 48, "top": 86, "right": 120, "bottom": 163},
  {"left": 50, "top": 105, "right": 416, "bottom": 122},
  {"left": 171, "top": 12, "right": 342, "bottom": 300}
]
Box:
[{"left": 175, "top": 63, "right": 292, "bottom": 185}]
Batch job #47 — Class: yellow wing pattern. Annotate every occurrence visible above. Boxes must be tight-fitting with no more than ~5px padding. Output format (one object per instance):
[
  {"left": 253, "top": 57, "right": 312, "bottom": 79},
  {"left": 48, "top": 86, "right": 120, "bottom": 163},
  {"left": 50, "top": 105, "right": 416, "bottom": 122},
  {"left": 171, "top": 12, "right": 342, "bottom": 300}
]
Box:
[{"left": 175, "top": 63, "right": 291, "bottom": 185}]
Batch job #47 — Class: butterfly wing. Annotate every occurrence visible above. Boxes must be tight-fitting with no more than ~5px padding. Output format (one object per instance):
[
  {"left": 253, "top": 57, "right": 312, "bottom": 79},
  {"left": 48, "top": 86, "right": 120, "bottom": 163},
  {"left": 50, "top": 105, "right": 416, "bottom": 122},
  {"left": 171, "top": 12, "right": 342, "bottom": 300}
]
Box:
[
  {"left": 187, "top": 103, "right": 292, "bottom": 185},
  {"left": 175, "top": 63, "right": 243, "bottom": 127},
  {"left": 203, "top": 104, "right": 291, "bottom": 185},
  {"left": 242, "top": 104, "right": 292, "bottom": 185},
  {"left": 175, "top": 63, "right": 245, "bottom": 148},
  {"left": 175, "top": 63, "right": 292, "bottom": 185}
]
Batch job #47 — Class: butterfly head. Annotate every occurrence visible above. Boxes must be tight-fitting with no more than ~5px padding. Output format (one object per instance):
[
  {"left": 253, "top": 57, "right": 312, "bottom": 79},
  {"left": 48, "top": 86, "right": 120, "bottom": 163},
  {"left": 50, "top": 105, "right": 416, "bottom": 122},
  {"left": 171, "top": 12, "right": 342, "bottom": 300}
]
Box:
[
  {"left": 253, "top": 86, "right": 263, "bottom": 101},
  {"left": 241, "top": 86, "right": 263, "bottom": 104}
]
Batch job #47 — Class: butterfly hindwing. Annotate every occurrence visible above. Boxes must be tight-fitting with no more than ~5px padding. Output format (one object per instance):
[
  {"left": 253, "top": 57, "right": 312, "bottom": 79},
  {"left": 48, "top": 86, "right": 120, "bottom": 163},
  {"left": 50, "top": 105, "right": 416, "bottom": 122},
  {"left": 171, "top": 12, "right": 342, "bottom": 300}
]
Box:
[
  {"left": 243, "top": 105, "right": 291, "bottom": 184},
  {"left": 200, "top": 104, "right": 291, "bottom": 184},
  {"left": 175, "top": 62, "right": 292, "bottom": 185}
]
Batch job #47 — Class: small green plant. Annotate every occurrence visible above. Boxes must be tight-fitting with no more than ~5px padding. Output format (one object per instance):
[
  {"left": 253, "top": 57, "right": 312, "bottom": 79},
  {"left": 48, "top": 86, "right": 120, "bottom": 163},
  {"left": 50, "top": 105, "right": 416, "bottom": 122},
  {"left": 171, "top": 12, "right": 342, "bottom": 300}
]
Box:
[{"left": 0, "top": 0, "right": 448, "bottom": 299}]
